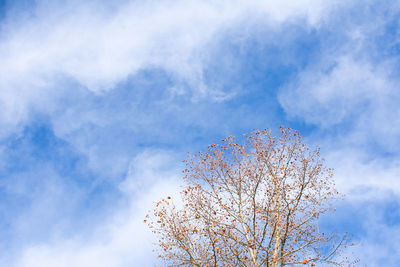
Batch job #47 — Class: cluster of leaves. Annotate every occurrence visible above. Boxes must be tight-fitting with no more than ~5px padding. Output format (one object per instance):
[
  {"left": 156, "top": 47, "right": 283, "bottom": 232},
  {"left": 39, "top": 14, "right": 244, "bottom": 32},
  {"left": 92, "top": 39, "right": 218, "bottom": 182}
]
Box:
[{"left": 146, "top": 128, "right": 354, "bottom": 266}]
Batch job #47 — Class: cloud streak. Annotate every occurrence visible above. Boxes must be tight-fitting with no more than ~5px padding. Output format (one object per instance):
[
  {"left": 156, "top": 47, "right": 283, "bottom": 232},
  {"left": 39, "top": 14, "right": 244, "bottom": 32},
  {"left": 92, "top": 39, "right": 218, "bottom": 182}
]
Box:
[
  {"left": 7, "top": 150, "right": 182, "bottom": 267},
  {"left": 0, "top": 0, "right": 343, "bottom": 136}
]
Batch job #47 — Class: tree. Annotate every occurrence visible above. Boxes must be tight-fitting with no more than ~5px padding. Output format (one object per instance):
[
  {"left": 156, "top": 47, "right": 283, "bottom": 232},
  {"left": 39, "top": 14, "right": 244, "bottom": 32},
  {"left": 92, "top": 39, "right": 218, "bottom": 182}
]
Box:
[{"left": 146, "top": 128, "right": 353, "bottom": 266}]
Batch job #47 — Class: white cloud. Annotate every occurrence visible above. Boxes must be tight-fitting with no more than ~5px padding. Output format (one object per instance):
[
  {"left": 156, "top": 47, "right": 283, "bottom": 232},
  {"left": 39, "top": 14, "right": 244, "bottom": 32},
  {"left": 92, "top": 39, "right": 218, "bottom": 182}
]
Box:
[
  {"left": 279, "top": 56, "right": 391, "bottom": 126},
  {"left": 0, "top": 0, "right": 344, "bottom": 137},
  {"left": 336, "top": 195, "right": 400, "bottom": 266},
  {"left": 324, "top": 148, "right": 400, "bottom": 197},
  {"left": 0, "top": 0, "right": 350, "bottom": 178},
  {"left": 277, "top": 1, "right": 400, "bottom": 153},
  {"left": 11, "top": 150, "right": 183, "bottom": 267},
  {"left": 279, "top": 54, "right": 400, "bottom": 152}
]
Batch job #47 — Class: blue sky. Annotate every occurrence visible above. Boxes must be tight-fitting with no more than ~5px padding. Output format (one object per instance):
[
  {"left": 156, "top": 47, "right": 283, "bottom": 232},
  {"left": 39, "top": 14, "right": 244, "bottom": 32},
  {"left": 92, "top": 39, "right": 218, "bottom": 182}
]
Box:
[{"left": 0, "top": 0, "right": 399, "bottom": 266}]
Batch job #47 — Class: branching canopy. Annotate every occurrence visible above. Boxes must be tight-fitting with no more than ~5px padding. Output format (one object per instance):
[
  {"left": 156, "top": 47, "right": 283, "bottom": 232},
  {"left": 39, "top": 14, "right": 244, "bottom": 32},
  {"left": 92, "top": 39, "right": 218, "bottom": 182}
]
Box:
[{"left": 147, "top": 128, "right": 353, "bottom": 266}]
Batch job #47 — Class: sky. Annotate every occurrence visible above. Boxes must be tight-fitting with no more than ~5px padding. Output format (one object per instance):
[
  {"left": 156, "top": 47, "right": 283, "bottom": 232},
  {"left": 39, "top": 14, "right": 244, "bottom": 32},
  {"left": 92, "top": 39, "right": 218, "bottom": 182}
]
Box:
[{"left": 0, "top": 0, "right": 399, "bottom": 266}]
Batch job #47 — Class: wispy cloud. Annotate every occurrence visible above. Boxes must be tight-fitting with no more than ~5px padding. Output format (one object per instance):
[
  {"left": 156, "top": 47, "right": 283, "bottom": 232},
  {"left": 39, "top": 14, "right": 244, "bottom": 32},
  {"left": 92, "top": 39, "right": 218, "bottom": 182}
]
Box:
[
  {"left": 0, "top": 0, "right": 341, "bottom": 136},
  {"left": 9, "top": 150, "right": 182, "bottom": 267}
]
